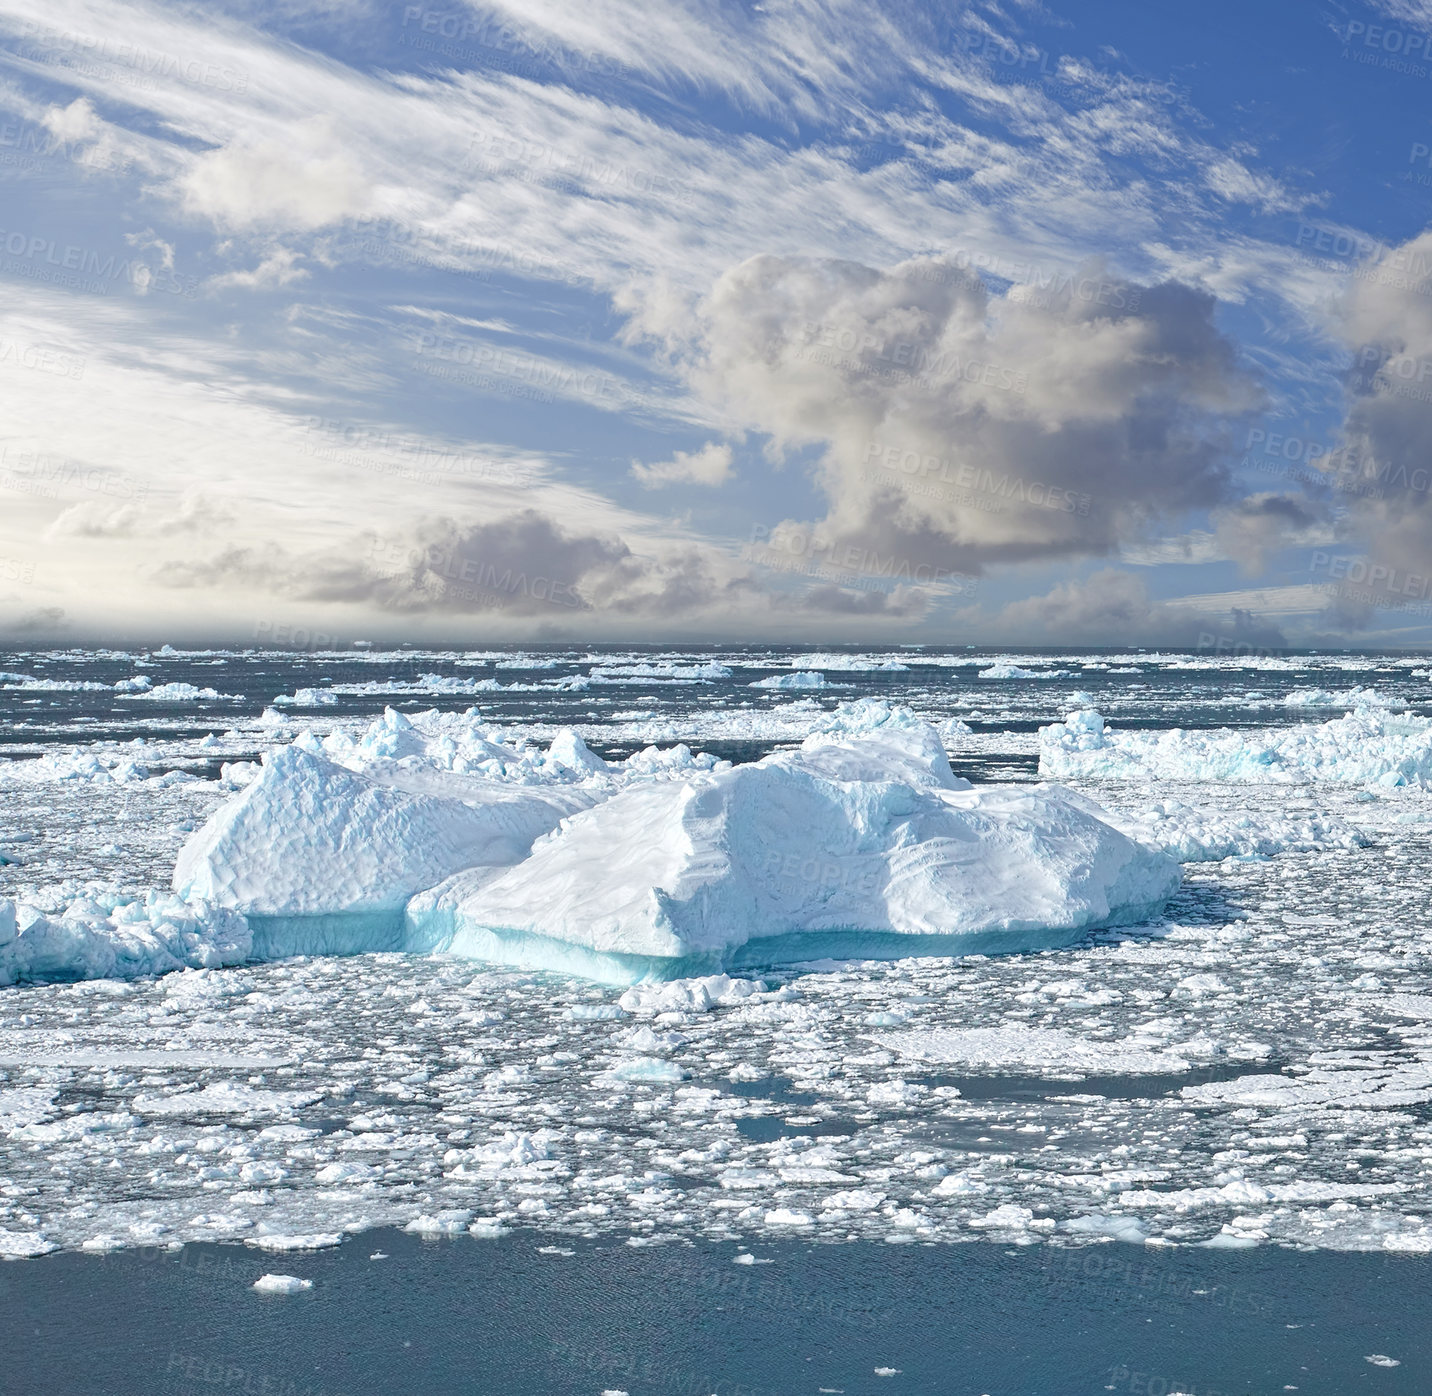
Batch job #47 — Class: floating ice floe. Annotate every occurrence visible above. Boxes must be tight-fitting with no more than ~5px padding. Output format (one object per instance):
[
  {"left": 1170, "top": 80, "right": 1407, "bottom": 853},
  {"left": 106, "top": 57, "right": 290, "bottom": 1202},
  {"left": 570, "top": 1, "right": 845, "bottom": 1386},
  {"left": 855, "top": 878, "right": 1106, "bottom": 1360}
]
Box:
[
  {"left": 588, "top": 660, "right": 731, "bottom": 681},
  {"left": 176, "top": 700, "right": 1179, "bottom": 983},
  {"left": 272, "top": 688, "right": 339, "bottom": 707},
  {"left": 252, "top": 1274, "right": 313, "bottom": 1294},
  {"left": 789, "top": 653, "right": 908, "bottom": 671},
  {"left": 1101, "top": 797, "right": 1368, "bottom": 862},
  {"left": 1040, "top": 702, "right": 1432, "bottom": 786},
  {"left": 874, "top": 1025, "right": 1193, "bottom": 1075},
  {"left": 978, "top": 663, "right": 1070, "bottom": 680},
  {"left": 0, "top": 892, "right": 249, "bottom": 986},
  {"left": 1284, "top": 686, "right": 1405, "bottom": 710},
  {"left": 0, "top": 746, "right": 153, "bottom": 785},
  {"left": 116, "top": 682, "right": 241, "bottom": 702}
]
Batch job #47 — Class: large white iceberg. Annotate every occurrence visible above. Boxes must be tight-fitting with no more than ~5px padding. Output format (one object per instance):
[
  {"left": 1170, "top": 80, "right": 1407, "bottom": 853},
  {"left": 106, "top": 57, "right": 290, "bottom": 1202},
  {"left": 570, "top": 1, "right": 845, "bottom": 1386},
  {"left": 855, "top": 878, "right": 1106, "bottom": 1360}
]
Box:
[
  {"left": 174, "top": 701, "right": 1179, "bottom": 983},
  {"left": 1040, "top": 703, "right": 1432, "bottom": 787}
]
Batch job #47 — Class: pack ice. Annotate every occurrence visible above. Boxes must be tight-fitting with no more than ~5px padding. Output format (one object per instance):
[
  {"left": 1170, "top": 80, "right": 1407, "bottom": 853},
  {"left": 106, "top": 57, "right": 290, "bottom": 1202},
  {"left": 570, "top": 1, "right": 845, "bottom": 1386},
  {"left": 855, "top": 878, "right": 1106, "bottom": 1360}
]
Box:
[
  {"left": 1040, "top": 701, "right": 1432, "bottom": 787},
  {"left": 173, "top": 702, "right": 1179, "bottom": 983}
]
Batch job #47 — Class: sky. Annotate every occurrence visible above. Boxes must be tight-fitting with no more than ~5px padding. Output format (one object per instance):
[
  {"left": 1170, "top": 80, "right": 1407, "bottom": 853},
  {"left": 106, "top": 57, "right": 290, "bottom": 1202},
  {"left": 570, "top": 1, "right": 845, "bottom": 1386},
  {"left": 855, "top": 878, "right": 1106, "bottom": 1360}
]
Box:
[{"left": 1, "top": 0, "right": 1431, "bottom": 648}]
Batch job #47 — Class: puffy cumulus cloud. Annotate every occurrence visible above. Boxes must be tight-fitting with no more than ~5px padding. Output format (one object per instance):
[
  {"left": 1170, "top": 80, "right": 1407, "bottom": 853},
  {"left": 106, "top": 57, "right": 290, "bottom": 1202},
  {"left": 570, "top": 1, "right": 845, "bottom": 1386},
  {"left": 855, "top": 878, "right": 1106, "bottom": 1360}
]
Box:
[
  {"left": 152, "top": 509, "right": 757, "bottom": 621},
  {"left": 994, "top": 568, "right": 1286, "bottom": 647},
  {"left": 1323, "top": 229, "right": 1432, "bottom": 620},
  {"left": 40, "top": 97, "right": 98, "bottom": 144},
  {"left": 648, "top": 253, "right": 1261, "bottom": 581},
  {"left": 1211, "top": 492, "right": 1333, "bottom": 576},
  {"left": 178, "top": 117, "right": 369, "bottom": 232},
  {"left": 630, "top": 441, "right": 734, "bottom": 488}
]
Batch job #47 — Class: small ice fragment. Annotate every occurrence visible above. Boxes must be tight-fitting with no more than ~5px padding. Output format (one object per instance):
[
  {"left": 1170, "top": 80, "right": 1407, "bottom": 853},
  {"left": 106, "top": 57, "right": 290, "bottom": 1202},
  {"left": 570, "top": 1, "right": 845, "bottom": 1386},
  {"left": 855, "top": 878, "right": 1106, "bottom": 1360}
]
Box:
[
  {"left": 369, "top": 1252, "right": 388, "bottom": 1260},
  {"left": 874, "top": 1369, "right": 901, "bottom": 1377},
  {"left": 252, "top": 1274, "right": 312, "bottom": 1294},
  {"left": 1365, "top": 1355, "right": 1401, "bottom": 1368},
  {"left": 405, "top": 1211, "right": 473, "bottom": 1236}
]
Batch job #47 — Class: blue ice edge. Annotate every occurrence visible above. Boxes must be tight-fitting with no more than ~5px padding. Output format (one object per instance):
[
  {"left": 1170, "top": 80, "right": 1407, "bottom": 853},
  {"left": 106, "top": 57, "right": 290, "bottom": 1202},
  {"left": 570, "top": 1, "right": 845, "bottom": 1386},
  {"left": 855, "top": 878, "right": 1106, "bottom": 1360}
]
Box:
[{"left": 245, "top": 896, "right": 1174, "bottom": 987}]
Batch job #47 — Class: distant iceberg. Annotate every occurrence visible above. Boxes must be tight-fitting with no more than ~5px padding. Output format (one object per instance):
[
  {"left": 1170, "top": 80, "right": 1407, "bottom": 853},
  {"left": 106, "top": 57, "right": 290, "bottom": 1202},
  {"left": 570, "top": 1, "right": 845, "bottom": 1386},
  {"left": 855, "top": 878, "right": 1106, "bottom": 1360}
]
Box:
[
  {"left": 172, "top": 701, "right": 1179, "bottom": 983},
  {"left": 978, "top": 663, "right": 1070, "bottom": 680},
  {"left": 1284, "top": 687, "right": 1405, "bottom": 711},
  {"left": 1040, "top": 701, "right": 1432, "bottom": 786},
  {"left": 750, "top": 671, "right": 828, "bottom": 689}
]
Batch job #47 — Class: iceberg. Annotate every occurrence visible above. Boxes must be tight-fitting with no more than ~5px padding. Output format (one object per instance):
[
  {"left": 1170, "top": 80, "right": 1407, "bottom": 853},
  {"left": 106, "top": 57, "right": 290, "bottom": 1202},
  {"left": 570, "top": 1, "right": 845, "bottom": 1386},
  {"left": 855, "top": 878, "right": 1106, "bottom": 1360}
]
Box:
[
  {"left": 402, "top": 704, "right": 1179, "bottom": 982},
  {"left": 1040, "top": 703, "right": 1432, "bottom": 786},
  {"left": 169, "top": 700, "right": 1177, "bottom": 983},
  {"left": 750, "top": 671, "right": 827, "bottom": 689},
  {"left": 978, "top": 663, "right": 1070, "bottom": 679}
]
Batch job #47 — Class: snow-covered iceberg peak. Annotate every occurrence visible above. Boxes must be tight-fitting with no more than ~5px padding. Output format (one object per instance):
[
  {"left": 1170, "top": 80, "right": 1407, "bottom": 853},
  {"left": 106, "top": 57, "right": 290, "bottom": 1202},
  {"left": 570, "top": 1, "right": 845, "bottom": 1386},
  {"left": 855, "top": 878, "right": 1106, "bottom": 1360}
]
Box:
[
  {"left": 408, "top": 708, "right": 1179, "bottom": 983},
  {"left": 1040, "top": 701, "right": 1432, "bottom": 786}
]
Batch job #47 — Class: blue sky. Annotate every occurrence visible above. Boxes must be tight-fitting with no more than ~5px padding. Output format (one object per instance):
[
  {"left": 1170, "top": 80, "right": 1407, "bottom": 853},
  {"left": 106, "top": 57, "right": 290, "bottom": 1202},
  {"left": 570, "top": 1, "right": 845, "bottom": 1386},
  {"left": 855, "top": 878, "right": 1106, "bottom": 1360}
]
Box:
[{"left": 1, "top": 0, "right": 1430, "bottom": 646}]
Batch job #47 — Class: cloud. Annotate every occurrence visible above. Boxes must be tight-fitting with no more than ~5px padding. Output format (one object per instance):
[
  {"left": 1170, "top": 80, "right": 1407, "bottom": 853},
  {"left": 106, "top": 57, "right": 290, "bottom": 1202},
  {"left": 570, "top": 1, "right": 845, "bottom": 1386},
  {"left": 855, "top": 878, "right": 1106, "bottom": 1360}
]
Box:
[
  {"left": 152, "top": 508, "right": 759, "bottom": 620},
  {"left": 1316, "top": 230, "right": 1432, "bottom": 618},
  {"left": 178, "top": 117, "right": 369, "bottom": 231},
  {"left": 630, "top": 441, "right": 733, "bottom": 488},
  {"left": 0, "top": 0, "right": 1379, "bottom": 639},
  {"left": 41, "top": 96, "right": 98, "bottom": 143},
  {"left": 1211, "top": 492, "right": 1331, "bottom": 576},
  {"left": 43, "top": 503, "right": 144, "bottom": 540},
  {"left": 795, "top": 583, "right": 931, "bottom": 617},
  {"left": 994, "top": 567, "right": 1286, "bottom": 646},
  {"left": 1119, "top": 530, "right": 1223, "bottom": 566},
  {"left": 648, "top": 251, "right": 1261, "bottom": 578},
  {"left": 44, "top": 495, "right": 236, "bottom": 541},
  {"left": 208, "top": 246, "right": 307, "bottom": 291},
  {"left": 0, "top": 606, "right": 66, "bottom": 635}
]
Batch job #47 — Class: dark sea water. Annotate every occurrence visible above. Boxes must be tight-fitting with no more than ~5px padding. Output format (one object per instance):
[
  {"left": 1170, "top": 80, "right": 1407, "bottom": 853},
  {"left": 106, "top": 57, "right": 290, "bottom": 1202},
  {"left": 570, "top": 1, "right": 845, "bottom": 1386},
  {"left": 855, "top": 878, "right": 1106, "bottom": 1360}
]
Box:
[
  {"left": 4, "top": 644, "right": 1426, "bottom": 753},
  {"left": 6, "top": 1228, "right": 1427, "bottom": 1396}
]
